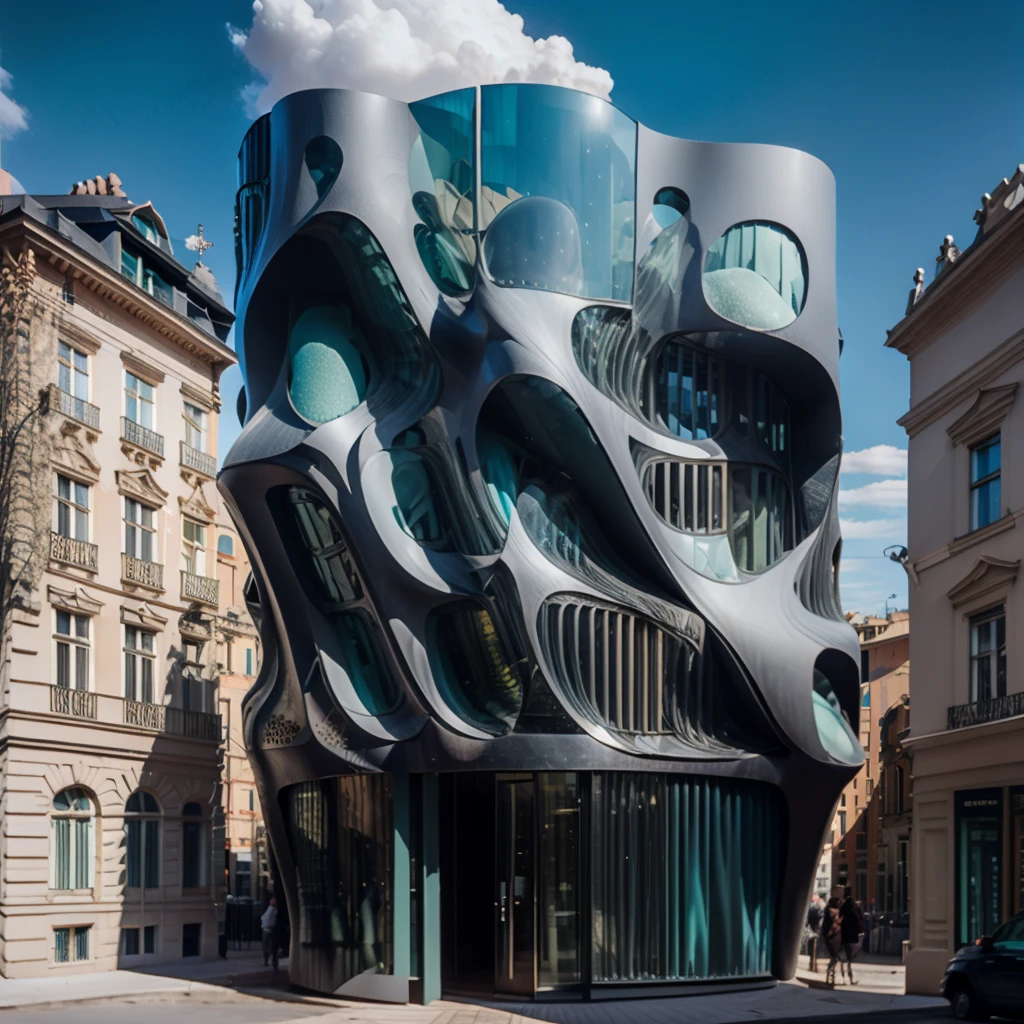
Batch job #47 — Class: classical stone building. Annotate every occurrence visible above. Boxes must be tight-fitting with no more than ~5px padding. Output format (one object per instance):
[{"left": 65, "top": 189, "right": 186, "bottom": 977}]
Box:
[
  {"left": 887, "top": 164, "right": 1024, "bottom": 993},
  {"left": 0, "top": 172, "right": 235, "bottom": 977}
]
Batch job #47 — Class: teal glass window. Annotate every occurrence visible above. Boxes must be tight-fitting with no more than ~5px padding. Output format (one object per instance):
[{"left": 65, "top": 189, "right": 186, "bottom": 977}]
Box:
[
  {"left": 480, "top": 84, "right": 636, "bottom": 301},
  {"left": 304, "top": 135, "right": 342, "bottom": 199},
  {"left": 427, "top": 602, "right": 523, "bottom": 734},
  {"left": 121, "top": 248, "right": 139, "bottom": 284},
  {"left": 389, "top": 449, "right": 444, "bottom": 544},
  {"left": 335, "top": 611, "right": 398, "bottom": 716},
  {"left": 654, "top": 342, "right": 721, "bottom": 440},
  {"left": 287, "top": 304, "right": 368, "bottom": 425},
  {"left": 652, "top": 186, "right": 690, "bottom": 229},
  {"left": 409, "top": 89, "right": 476, "bottom": 295},
  {"left": 704, "top": 221, "right": 807, "bottom": 330},
  {"left": 217, "top": 534, "right": 234, "bottom": 556},
  {"left": 970, "top": 434, "right": 1000, "bottom": 531},
  {"left": 289, "top": 488, "right": 362, "bottom": 605},
  {"left": 812, "top": 669, "right": 862, "bottom": 763},
  {"left": 729, "top": 466, "right": 793, "bottom": 573},
  {"left": 132, "top": 214, "right": 159, "bottom": 244}
]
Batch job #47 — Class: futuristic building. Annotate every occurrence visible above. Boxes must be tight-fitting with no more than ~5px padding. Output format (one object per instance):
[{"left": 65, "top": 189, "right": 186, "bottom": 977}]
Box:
[{"left": 220, "top": 83, "right": 863, "bottom": 1003}]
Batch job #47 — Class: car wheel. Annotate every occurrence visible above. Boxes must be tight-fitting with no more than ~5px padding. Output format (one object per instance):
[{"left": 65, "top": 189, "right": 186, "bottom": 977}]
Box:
[{"left": 950, "top": 984, "right": 989, "bottom": 1021}]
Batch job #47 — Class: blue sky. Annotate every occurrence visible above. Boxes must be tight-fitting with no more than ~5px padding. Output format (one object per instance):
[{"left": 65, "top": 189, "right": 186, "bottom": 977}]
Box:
[{"left": 1, "top": 0, "right": 1019, "bottom": 616}]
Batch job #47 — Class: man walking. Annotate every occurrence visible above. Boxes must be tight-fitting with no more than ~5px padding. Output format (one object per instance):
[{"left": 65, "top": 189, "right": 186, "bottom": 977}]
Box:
[
  {"left": 806, "top": 893, "right": 824, "bottom": 972},
  {"left": 261, "top": 897, "right": 279, "bottom": 970}
]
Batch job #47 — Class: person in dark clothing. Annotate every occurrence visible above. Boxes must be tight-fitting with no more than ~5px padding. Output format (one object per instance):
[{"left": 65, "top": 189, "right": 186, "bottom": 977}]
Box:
[
  {"left": 806, "top": 894, "right": 824, "bottom": 972},
  {"left": 822, "top": 895, "right": 843, "bottom": 985},
  {"left": 840, "top": 895, "right": 865, "bottom": 984}
]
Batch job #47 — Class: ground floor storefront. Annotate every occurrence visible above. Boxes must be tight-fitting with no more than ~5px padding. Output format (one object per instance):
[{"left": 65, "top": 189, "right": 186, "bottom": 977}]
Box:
[
  {"left": 906, "top": 719, "right": 1024, "bottom": 994},
  {"left": 279, "top": 769, "right": 786, "bottom": 1002}
]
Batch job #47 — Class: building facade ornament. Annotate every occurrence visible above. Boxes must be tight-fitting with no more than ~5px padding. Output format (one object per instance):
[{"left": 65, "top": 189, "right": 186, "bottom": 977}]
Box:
[
  {"left": 946, "top": 382, "right": 1018, "bottom": 448},
  {"left": 47, "top": 584, "right": 104, "bottom": 616},
  {"left": 115, "top": 467, "right": 169, "bottom": 507},
  {"left": 120, "top": 601, "right": 168, "bottom": 631},
  {"left": 52, "top": 420, "right": 102, "bottom": 483},
  {"left": 119, "top": 350, "right": 165, "bottom": 385},
  {"left": 178, "top": 478, "right": 217, "bottom": 522},
  {"left": 946, "top": 556, "right": 1020, "bottom": 609}
]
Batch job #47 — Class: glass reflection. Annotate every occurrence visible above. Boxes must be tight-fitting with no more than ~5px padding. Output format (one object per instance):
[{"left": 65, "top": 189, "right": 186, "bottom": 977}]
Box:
[
  {"left": 729, "top": 466, "right": 793, "bottom": 573},
  {"left": 480, "top": 84, "right": 636, "bottom": 301},
  {"left": 538, "top": 773, "right": 580, "bottom": 987},
  {"left": 812, "top": 669, "right": 862, "bottom": 763}
]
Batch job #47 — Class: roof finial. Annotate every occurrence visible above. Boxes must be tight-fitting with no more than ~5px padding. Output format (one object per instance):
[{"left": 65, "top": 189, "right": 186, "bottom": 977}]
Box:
[
  {"left": 185, "top": 224, "right": 214, "bottom": 269},
  {"left": 934, "top": 234, "right": 960, "bottom": 278},
  {"left": 906, "top": 267, "right": 925, "bottom": 314}
]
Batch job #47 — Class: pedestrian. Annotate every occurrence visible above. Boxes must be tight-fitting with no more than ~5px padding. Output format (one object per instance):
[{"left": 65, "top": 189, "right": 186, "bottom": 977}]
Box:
[
  {"left": 261, "top": 896, "right": 279, "bottom": 970},
  {"left": 822, "top": 892, "right": 843, "bottom": 985},
  {"left": 805, "top": 893, "right": 824, "bottom": 972},
  {"left": 840, "top": 894, "right": 865, "bottom": 985}
]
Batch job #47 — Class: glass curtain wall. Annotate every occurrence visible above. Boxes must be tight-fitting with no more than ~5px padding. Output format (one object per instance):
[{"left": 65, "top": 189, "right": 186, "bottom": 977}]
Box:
[
  {"left": 590, "top": 773, "right": 782, "bottom": 982},
  {"left": 284, "top": 774, "right": 393, "bottom": 993}
]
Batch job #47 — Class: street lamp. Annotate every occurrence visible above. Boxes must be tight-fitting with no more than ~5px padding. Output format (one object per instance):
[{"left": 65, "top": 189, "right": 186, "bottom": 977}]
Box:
[{"left": 885, "top": 593, "right": 897, "bottom": 618}]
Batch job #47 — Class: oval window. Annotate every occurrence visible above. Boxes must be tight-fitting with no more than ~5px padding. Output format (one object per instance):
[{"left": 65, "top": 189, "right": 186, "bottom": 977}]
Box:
[
  {"left": 304, "top": 136, "right": 342, "bottom": 200},
  {"left": 703, "top": 221, "right": 807, "bottom": 330},
  {"left": 287, "top": 305, "right": 368, "bottom": 425},
  {"left": 652, "top": 186, "right": 690, "bottom": 229}
]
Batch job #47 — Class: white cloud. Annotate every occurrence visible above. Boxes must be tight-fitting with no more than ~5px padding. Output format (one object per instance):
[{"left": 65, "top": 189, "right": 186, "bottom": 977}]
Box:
[
  {"left": 839, "top": 479, "right": 907, "bottom": 509},
  {"left": 839, "top": 517, "right": 905, "bottom": 541},
  {"left": 228, "top": 0, "right": 614, "bottom": 116},
  {"left": 0, "top": 65, "right": 28, "bottom": 140},
  {"left": 842, "top": 445, "right": 907, "bottom": 476}
]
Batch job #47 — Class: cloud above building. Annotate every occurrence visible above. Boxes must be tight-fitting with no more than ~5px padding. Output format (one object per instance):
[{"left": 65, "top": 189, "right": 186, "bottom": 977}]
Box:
[
  {"left": 0, "top": 65, "right": 28, "bottom": 140},
  {"left": 841, "top": 444, "right": 907, "bottom": 476},
  {"left": 838, "top": 478, "right": 907, "bottom": 509},
  {"left": 228, "top": 0, "right": 615, "bottom": 116}
]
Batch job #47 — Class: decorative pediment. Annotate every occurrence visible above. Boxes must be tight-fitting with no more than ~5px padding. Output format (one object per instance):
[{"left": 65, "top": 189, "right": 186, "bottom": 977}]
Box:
[
  {"left": 115, "top": 468, "right": 168, "bottom": 508},
  {"left": 52, "top": 420, "right": 101, "bottom": 482},
  {"left": 948, "top": 384, "right": 1018, "bottom": 448},
  {"left": 57, "top": 319, "right": 102, "bottom": 356},
  {"left": 179, "top": 478, "right": 217, "bottom": 522},
  {"left": 121, "top": 602, "right": 168, "bottom": 631},
  {"left": 120, "top": 350, "right": 165, "bottom": 385},
  {"left": 48, "top": 584, "right": 104, "bottom": 616},
  {"left": 179, "top": 609, "right": 213, "bottom": 645},
  {"left": 947, "top": 556, "right": 1020, "bottom": 609}
]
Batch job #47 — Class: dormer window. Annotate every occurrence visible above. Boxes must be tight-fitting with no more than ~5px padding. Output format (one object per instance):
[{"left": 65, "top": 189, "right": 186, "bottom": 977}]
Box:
[{"left": 132, "top": 213, "right": 160, "bottom": 245}]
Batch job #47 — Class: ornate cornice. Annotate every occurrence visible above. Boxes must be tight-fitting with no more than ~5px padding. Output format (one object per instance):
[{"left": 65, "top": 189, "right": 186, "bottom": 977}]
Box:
[
  {"left": 120, "top": 601, "right": 169, "bottom": 631},
  {"left": 48, "top": 584, "right": 104, "bottom": 616},
  {"left": 121, "top": 350, "right": 165, "bottom": 385},
  {"left": 115, "top": 467, "right": 169, "bottom": 508},
  {"left": 56, "top": 318, "right": 102, "bottom": 356},
  {"left": 180, "top": 378, "right": 221, "bottom": 413},
  {"left": 947, "top": 383, "right": 1018, "bottom": 448},
  {"left": 947, "top": 556, "right": 1020, "bottom": 609}
]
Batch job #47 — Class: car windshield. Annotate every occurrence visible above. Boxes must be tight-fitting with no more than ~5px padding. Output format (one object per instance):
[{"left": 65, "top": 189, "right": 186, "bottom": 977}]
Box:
[{"left": 992, "top": 917, "right": 1024, "bottom": 948}]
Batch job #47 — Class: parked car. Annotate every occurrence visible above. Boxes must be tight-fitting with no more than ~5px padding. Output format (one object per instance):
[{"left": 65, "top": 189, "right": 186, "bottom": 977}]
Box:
[{"left": 942, "top": 914, "right": 1024, "bottom": 1020}]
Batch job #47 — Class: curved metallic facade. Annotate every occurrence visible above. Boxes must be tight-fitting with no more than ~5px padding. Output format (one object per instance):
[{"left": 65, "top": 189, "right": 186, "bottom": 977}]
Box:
[{"left": 220, "top": 84, "right": 862, "bottom": 1001}]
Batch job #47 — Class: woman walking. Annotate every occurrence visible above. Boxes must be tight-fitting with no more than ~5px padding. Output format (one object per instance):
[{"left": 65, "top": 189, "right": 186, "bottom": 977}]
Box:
[{"left": 821, "top": 893, "right": 843, "bottom": 985}]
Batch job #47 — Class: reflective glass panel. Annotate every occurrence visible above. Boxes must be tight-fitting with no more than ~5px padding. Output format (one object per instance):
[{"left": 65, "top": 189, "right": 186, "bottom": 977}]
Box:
[
  {"left": 481, "top": 84, "right": 636, "bottom": 301},
  {"left": 812, "top": 669, "right": 862, "bottom": 763},
  {"left": 704, "top": 221, "right": 807, "bottom": 330},
  {"left": 538, "top": 773, "right": 580, "bottom": 987}
]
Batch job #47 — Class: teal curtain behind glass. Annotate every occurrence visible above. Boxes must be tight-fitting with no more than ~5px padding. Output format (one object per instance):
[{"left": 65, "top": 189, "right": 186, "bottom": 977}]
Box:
[{"left": 591, "top": 773, "right": 782, "bottom": 981}]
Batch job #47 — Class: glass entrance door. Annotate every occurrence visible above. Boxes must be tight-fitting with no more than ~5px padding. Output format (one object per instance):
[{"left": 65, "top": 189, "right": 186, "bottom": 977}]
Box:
[{"left": 495, "top": 773, "right": 535, "bottom": 995}]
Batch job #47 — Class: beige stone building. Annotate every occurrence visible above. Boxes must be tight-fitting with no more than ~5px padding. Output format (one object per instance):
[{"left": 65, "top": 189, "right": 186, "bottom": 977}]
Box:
[
  {"left": 887, "top": 165, "right": 1024, "bottom": 993},
  {"left": 0, "top": 172, "right": 235, "bottom": 977},
  {"left": 213, "top": 521, "right": 265, "bottom": 902}
]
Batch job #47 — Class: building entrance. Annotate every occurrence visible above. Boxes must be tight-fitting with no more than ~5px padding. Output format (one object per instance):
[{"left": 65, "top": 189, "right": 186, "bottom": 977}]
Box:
[{"left": 495, "top": 774, "right": 535, "bottom": 995}]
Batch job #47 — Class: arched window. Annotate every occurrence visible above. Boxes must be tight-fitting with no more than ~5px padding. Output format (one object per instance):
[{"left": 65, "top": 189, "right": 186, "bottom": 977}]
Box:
[
  {"left": 51, "top": 787, "right": 94, "bottom": 889},
  {"left": 181, "top": 802, "right": 206, "bottom": 888},
  {"left": 124, "top": 791, "right": 160, "bottom": 888}
]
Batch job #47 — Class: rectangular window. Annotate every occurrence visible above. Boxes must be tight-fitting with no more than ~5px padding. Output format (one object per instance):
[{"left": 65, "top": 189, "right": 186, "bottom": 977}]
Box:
[
  {"left": 142, "top": 266, "right": 173, "bottom": 307},
  {"left": 245, "top": 647, "right": 253, "bottom": 677},
  {"left": 121, "top": 248, "right": 140, "bottom": 284},
  {"left": 182, "top": 922, "right": 202, "bottom": 958},
  {"left": 54, "top": 925, "right": 90, "bottom": 962},
  {"left": 182, "top": 519, "right": 207, "bottom": 576},
  {"left": 183, "top": 402, "right": 207, "bottom": 453},
  {"left": 182, "top": 642, "right": 216, "bottom": 714},
  {"left": 970, "top": 434, "right": 1001, "bottom": 531},
  {"left": 970, "top": 606, "right": 1006, "bottom": 703},
  {"left": 956, "top": 789, "right": 1003, "bottom": 946},
  {"left": 55, "top": 611, "right": 90, "bottom": 691},
  {"left": 55, "top": 474, "right": 89, "bottom": 540},
  {"left": 248, "top": 789, "right": 255, "bottom": 812},
  {"left": 225, "top": 637, "right": 233, "bottom": 673},
  {"left": 145, "top": 924, "right": 156, "bottom": 954},
  {"left": 125, "top": 818, "right": 160, "bottom": 888},
  {"left": 124, "top": 627, "right": 156, "bottom": 703},
  {"left": 125, "top": 372, "right": 155, "bottom": 429},
  {"left": 121, "top": 927, "right": 140, "bottom": 956},
  {"left": 124, "top": 498, "right": 157, "bottom": 562},
  {"left": 57, "top": 341, "right": 89, "bottom": 400}
]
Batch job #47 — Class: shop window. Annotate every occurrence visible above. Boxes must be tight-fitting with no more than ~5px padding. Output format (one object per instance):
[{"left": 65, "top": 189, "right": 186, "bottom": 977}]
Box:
[
  {"left": 969, "top": 605, "right": 1006, "bottom": 703},
  {"left": 969, "top": 434, "right": 1001, "bottom": 531},
  {"left": 956, "top": 789, "right": 1003, "bottom": 946},
  {"left": 124, "top": 791, "right": 161, "bottom": 888},
  {"left": 703, "top": 220, "right": 807, "bottom": 330},
  {"left": 51, "top": 788, "right": 94, "bottom": 889}
]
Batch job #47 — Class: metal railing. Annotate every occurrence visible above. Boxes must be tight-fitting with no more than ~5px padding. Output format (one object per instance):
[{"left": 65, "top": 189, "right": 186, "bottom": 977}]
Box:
[
  {"left": 124, "top": 698, "right": 166, "bottom": 730},
  {"left": 120, "top": 416, "right": 165, "bottom": 457},
  {"left": 181, "top": 570, "right": 219, "bottom": 606},
  {"left": 50, "top": 685, "right": 98, "bottom": 719},
  {"left": 49, "top": 531, "right": 98, "bottom": 571},
  {"left": 51, "top": 385, "right": 100, "bottom": 429},
  {"left": 121, "top": 552, "right": 164, "bottom": 590},
  {"left": 123, "top": 700, "right": 221, "bottom": 741},
  {"left": 180, "top": 441, "right": 217, "bottom": 478},
  {"left": 948, "top": 691, "right": 1024, "bottom": 730}
]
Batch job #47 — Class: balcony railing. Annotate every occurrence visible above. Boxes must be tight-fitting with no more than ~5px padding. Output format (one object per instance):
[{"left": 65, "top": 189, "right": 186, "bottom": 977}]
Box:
[
  {"left": 120, "top": 416, "right": 165, "bottom": 457},
  {"left": 124, "top": 700, "right": 220, "bottom": 741},
  {"left": 948, "top": 692, "right": 1024, "bottom": 730},
  {"left": 50, "top": 685, "right": 98, "bottom": 720},
  {"left": 50, "top": 385, "right": 100, "bottom": 430},
  {"left": 180, "top": 441, "right": 217, "bottom": 479},
  {"left": 121, "top": 552, "right": 164, "bottom": 590},
  {"left": 50, "top": 531, "right": 98, "bottom": 571},
  {"left": 181, "top": 570, "right": 219, "bottom": 607}
]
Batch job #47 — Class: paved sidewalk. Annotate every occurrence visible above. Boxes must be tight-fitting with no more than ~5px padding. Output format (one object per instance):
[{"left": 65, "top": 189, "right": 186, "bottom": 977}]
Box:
[{"left": 795, "top": 951, "right": 907, "bottom": 993}]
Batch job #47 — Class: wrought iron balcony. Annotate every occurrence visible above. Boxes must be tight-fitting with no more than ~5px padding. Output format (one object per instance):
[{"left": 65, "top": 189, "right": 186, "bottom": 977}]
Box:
[
  {"left": 49, "top": 385, "right": 100, "bottom": 430},
  {"left": 120, "top": 416, "right": 165, "bottom": 457},
  {"left": 50, "top": 531, "right": 98, "bottom": 571},
  {"left": 180, "top": 441, "right": 217, "bottom": 479},
  {"left": 947, "top": 691, "right": 1024, "bottom": 730},
  {"left": 121, "top": 552, "right": 164, "bottom": 590},
  {"left": 181, "top": 570, "right": 219, "bottom": 607},
  {"left": 123, "top": 699, "right": 220, "bottom": 742},
  {"left": 50, "top": 685, "right": 97, "bottom": 720}
]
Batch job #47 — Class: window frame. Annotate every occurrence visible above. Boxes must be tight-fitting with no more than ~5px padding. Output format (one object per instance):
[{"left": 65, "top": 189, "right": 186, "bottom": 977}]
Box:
[
  {"left": 54, "top": 473, "right": 90, "bottom": 541},
  {"left": 124, "top": 371, "right": 156, "bottom": 430},
  {"left": 181, "top": 802, "right": 207, "bottom": 889},
  {"left": 124, "top": 626, "right": 157, "bottom": 703},
  {"left": 181, "top": 641, "right": 217, "bottom": 714},
  {"left": 53, "top": 924, "right": 91, "bottom": 964},
  {"left": 183, "top": 402, "right": 207, "bottom": 454},
  {"left": 124, "top": 497, "right": 158, "bottom": 563},
  {"left": 124, "top": 790, "right": 162, "bottom": 889},
  {"left": 182, "top": 517, "right": 208, "bottom": 576},
  {"left": 50, "top": 787, "right": 95, "bottom": 891},
  {"left": 57, "top": 341, "right": 89, "bottom": 401},
  {"left": 969, "top": 433, "right": 1001, "bottom": 532},
  {"left": 54, "top": 610, "right": 91, "bottom": 691},
  {"left": 969, "top": 604, "right": 1006, "bottom": 704}
]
